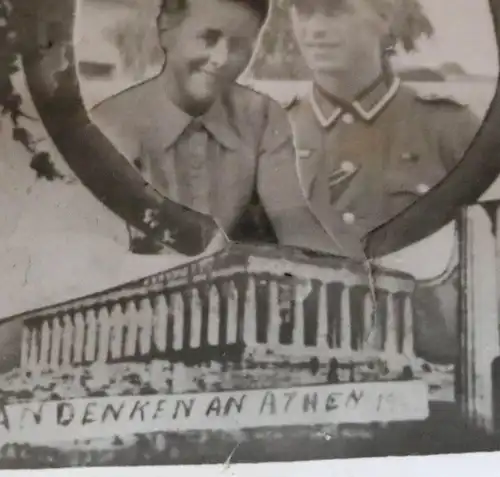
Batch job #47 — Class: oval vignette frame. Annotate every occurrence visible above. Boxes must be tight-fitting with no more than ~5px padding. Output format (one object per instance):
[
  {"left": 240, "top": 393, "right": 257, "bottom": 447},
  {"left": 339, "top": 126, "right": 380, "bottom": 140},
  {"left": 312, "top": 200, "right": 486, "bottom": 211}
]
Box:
[
  {"left": 13, "top": 0, "right": 219, "bottom": 257},
  {"left": 366, "top": 1, "right": 500, "bottom": 257},
  {"left": 11, "top": 0, "right": 500, "bottom": 258}
]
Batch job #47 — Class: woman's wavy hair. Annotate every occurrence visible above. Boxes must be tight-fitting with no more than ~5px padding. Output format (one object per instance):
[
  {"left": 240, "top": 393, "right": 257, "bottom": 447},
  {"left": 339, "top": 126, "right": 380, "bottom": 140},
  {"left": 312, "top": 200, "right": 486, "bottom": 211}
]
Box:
[{"left": 158, "top": 0, "right": 270, "bottom": 27}]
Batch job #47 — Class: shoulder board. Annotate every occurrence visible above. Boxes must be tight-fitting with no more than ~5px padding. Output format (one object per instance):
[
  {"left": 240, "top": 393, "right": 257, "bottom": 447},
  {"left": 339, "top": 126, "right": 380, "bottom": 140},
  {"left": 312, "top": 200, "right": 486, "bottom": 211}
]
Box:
[
  {"left": 415, "top": 92, "right": 467, "bottom": 108},
  {"left": 280, "top": 94, "right": 300, "bottom": 111}
]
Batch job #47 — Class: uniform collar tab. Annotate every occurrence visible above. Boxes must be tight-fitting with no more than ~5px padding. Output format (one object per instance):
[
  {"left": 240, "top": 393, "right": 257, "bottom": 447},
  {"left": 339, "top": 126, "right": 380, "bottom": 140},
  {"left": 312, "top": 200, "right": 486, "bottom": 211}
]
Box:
[
  {"left": 353, "top": 76, "right": 401, "bottom": 121},
  {"left": 310, "top": 74, "right": 401, "bottom": 127}
]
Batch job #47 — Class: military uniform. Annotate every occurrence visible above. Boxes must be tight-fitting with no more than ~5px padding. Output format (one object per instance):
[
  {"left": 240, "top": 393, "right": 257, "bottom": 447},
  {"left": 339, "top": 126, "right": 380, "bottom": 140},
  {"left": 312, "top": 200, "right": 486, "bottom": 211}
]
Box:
[
  {"left": 286, "top": 74, "right": 482, "bottom": 251},
  {"left": 90, "top": 75, "right": 353, "bottom": 256}
]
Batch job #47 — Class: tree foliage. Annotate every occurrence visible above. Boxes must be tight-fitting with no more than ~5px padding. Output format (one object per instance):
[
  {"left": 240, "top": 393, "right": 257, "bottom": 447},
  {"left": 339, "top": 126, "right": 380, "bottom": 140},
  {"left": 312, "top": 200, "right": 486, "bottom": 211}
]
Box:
[
  {"left": 103, "top": 1, "right": 164, "bottom": 80},
  {"left": 0, "top": 0, "right": 63, "bottom": 180}
]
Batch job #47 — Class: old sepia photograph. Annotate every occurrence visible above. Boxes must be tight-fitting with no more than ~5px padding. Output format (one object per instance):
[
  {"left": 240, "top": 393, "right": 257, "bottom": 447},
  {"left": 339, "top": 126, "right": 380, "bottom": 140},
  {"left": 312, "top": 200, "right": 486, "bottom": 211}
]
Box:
[{"left": 1, "top": 0, "right": 500, "bottom": 470}]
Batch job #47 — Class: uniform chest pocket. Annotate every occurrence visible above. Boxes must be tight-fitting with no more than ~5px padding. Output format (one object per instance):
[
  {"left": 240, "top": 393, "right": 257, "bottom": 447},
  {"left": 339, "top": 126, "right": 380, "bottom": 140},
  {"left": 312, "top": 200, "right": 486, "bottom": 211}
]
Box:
[
  {"left": 383, "top": 158, "right": 448, "bottom": 219},
  {"left": 384, "top": 155, "right": 448, "bottom": 198}
]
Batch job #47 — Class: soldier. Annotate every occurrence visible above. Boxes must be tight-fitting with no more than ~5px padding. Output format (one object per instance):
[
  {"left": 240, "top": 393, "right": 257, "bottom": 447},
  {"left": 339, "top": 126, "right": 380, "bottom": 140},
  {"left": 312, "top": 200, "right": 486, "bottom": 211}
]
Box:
[
  {"left": 287, "top": 0, "right": 482, "bottom": 250},
  {"left": 286, "top": 0, "right": 484, "bottom": 363},
  {"left": 91, "top": 0, "right": 353, "bottom": 257}
]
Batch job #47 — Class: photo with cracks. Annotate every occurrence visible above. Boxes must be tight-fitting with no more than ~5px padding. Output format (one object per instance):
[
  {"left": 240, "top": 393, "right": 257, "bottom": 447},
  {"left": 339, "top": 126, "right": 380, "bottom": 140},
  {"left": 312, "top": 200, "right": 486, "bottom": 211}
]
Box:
[{"left": 0, "top": 0, "right": 500, "bottom": 469}]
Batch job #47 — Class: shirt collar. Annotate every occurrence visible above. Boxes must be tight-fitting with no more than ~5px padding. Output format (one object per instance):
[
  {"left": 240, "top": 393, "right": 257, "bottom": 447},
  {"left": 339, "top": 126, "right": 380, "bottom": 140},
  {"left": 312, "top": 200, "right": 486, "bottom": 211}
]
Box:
[
  {"left": 309, "top": 74, "right": 401, "bottom": 128},
  {"left": 153, "top": 77, "right": 241, "bottom": 151}
]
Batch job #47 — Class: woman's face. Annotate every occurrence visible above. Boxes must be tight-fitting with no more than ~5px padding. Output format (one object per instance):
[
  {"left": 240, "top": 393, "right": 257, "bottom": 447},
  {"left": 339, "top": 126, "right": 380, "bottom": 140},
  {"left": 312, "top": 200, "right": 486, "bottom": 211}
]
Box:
[
  {"left": 159, "top": 0, "right": 261, "bottom": 106},
  {"left": 290, "top": 0, "right": 389, "bottom": 78}
]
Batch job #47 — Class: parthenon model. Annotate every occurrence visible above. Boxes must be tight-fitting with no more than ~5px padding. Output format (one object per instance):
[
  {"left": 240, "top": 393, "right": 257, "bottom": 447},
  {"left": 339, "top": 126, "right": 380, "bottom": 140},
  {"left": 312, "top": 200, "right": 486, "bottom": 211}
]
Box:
[{"left": 4, "top": 244, "right": 416, "bottom": 375}]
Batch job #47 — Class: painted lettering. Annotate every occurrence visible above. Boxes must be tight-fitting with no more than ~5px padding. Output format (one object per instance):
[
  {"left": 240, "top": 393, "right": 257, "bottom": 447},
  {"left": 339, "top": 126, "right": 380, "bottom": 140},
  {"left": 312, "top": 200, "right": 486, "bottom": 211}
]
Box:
[
  {"left": 82, "top": 402, "right": 97, "bottom": 426},
  {"left": 259, "top": 391, "right": 277, "bottom": 415},
  {"left": 153, "top": 399, "right": 167, "bottom": 420},
  {"left": 346, "top": 389, "right": 364, "bottom": 409},
  {"left": 57, "top": 402, "right": 75, "bottom": 427},
  {"left": 325, "top": 393, "right": 342, "bottom": 412},
  {"left": 20, "top": 404, "right": 43, "bottom": 428},
  {"left": 303, "top": 392, "right": 318, "bottom": 413},
  {"left": 173, "top": 399, "right": 194, "bottom": 419},
  {"left": 102, "top": 402, "right": 125, "bottom": 423},
  {"left": 129, "top": 400, "right": 150, "bottom": 421},
  {"left": 0, "top": 405, "right": 10, "bottom": 431},
  {"left": 377, "top": 392, "right": 396, "bottom": 412},
  {"left": 223, "top": 395, "right": 246, "bottom": 416},
  {"left": 206, "top": 397, "right": 221, "bottom": 417},
  {"left": 283, "top": 391, "right": 297, "bottom": 413}
]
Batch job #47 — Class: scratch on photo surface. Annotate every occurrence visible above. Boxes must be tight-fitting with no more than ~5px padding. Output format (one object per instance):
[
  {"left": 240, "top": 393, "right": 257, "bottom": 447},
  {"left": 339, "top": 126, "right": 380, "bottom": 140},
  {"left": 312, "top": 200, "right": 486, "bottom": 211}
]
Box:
[
  {"left": 221, "top": 442, "right": 240, "bottom": 474},
  {"left": 362, "top": 251, "right": 380, "bottom": 347},
  {"left": 23, "top": 255, "right": 32, "bottom": 286}
]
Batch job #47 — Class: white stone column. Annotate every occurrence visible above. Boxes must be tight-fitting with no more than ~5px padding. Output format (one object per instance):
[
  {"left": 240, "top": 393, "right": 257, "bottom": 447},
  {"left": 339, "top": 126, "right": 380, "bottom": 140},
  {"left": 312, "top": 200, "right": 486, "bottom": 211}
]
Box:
[
  {"left": 28, "top": 327, "right": 39, "bottom": 369},
  {"left": 172, "top": 292, "right": 185, "bottom": 351},
  {"left": 97, "top": 307, "right": 111, "bottom": 363},
  {"left": 243, "top": 277, "right": 257, "bottom": 345},
  {"left": 85, "top": 309, "right": 98, "bottom": 363},
  {"left": 153, "top": 294, "right": 168, "bottom": 352},
  {"left": 340, "top": 287, "right": 351, "bottom": 350},
  {"left": 293, "top": 284, "right": 305, "bottom": 349},
  {"left": 458, "top": 204, "right": 500, "bottom": 432},
  {"left": 73, "top": 312, "right": 86, "bottom": 364},
  {"left": 385, "top": 293, "right": 399, "bottom": 355},
  {"left": 190, "top": 289, "right": 202, "bottom": 348},
  {"left": 20, "top": 326, "right": 31, "bottom": 369},
  {"left": 138, "top": 298, "right": 153, "bottom": 356},
  {"left": 316, "top": 283, "right": 328, "bottom": 348},
  {"left": 124, "top": 300, "right": 138, "bottom": 357},
  {"left": 110, "top": 303, "right": 125, "bottom": 360},
  {"left": 50, "top": 317, "right": 62, "bottom": 370},
  {"left": 208, "top": 285, "right": 220, "bottom": 346},
  {"left": 403, "top": 295, "right": 415, "bottom": 356},
  {"left": 39, "top": 321, "right": 51, "bottom": 370},
  {"left": 226, "top": 281, "right": 238, "bottom": 345},
  {"left": 61, "top": 314, "right": 74, "bottom": 366},
  {"left": 268, "top": 280, "right": 280, "bottom": 346}
]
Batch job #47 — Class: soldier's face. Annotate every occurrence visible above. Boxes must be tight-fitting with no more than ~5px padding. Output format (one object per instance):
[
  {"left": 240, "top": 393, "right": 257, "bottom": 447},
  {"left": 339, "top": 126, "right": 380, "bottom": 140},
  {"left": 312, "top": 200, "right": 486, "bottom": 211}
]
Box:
[
  {"left": 159, "top": 0, "right": 261, "bottom": 104},
  {"left": 290, "top": 0, "right": 389, "bottom": 78}
]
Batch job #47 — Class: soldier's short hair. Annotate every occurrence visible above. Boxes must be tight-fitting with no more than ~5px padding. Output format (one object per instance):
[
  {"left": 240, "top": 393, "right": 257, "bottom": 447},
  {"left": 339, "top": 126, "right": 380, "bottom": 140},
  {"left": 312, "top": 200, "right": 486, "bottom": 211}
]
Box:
[
  {"left": 159, "top": 0, "right": 270, "bottom": 26},
  {"left": 365, "top": 0, "right": 398, "bottom": 35},
  {"left": 370, "top": 0, "right": 397, "bottom": 20}
]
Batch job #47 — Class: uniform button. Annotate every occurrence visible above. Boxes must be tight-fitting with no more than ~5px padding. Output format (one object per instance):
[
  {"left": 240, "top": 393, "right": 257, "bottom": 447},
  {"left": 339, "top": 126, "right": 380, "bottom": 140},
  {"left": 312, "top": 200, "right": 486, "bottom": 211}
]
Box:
[
  {"left": 342, "top": 113, "right": 355, "bottom": 125},
  {"left": 402, "top": 152, "right": 419, "bottom": 162},
  {"left": 416, "top": 183, "right": 431, "bottom": 195},
  {"left": 340, "top": 161, "right": 356, "bottom": 174},
  {"left": 342, "top": 212, "right": 356, "bottom": 224},
  {"left": 298, "top": 149, "right": 312, "bottom": 159}
]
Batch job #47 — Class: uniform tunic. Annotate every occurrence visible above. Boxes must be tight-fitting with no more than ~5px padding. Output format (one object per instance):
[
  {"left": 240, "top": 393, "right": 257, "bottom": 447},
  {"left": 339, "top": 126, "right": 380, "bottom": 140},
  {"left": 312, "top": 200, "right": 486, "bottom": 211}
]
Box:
[
  {"left": 90, "top": 75, "right": 352, "bottom": 256},
  {"left": 287, "top": 75, "right": 482, "bottom": 253},
  {"left": 285, "top": 75, "right": 483, "bottom": 363}
]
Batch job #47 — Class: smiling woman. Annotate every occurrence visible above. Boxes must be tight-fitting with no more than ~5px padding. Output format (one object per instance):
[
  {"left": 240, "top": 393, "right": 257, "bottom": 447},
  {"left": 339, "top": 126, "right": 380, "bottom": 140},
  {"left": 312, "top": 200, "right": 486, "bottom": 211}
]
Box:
[{"left": 90, "top": 0, "right": 353, "bottom": 257}]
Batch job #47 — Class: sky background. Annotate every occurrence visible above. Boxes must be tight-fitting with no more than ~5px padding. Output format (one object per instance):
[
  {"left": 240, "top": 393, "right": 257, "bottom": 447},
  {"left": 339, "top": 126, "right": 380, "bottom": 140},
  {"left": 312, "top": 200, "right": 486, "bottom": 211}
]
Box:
[
  {"left": 394, "top": 0, "right": 498, "bottom": 76},
  {"left": 77, "top": 0, "right": 499, "bottom": 77}
]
